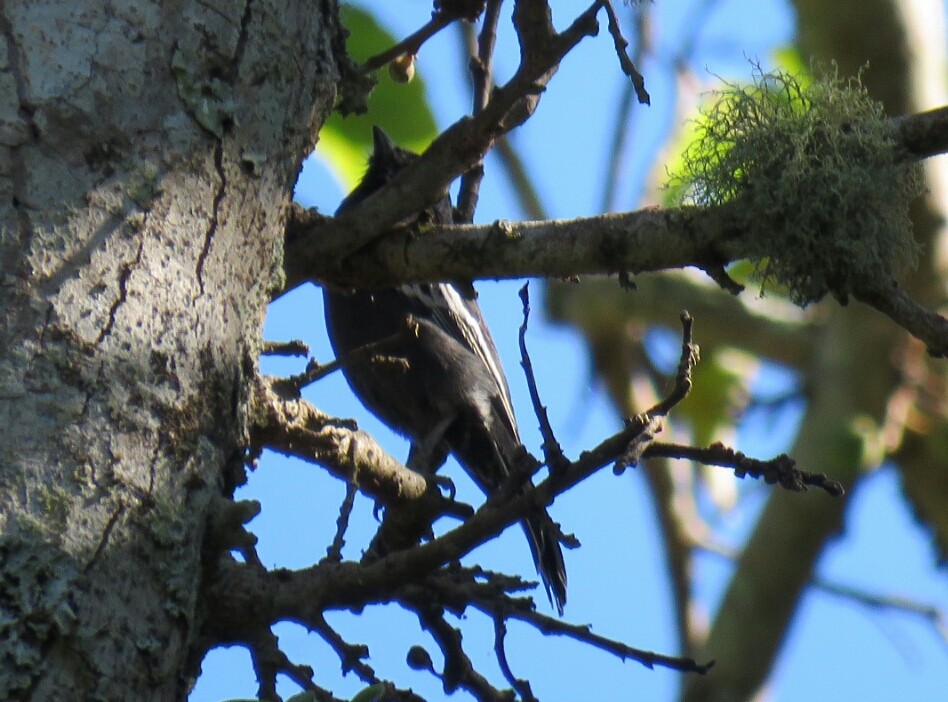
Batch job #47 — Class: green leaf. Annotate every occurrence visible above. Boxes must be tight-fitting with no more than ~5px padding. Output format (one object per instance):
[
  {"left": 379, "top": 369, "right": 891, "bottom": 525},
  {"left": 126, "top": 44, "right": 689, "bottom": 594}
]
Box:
[
  {"left": 350, "top": 682, "right": 388, "bottom": 702},
  {"left": 678, "top": 348, "right": 756, "bottom": 447},
  {"left": 320, "top": 6, "right": 439, "bottom": 190}
]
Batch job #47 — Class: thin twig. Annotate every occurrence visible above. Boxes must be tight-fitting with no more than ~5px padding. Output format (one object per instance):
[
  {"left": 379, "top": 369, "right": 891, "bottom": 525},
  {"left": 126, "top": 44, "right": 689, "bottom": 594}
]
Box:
[
  {"left": 261, "top": 339, "right": 309, "bottom": 357},
  {"left": 361, "top": 12, "right": 454, "bottom": 72},
  {"left": 518, "top": 283, "right": 567, "bottom": 470},
  {"left": 324, "top": 482, "right": 358, "bottom": 564},
  {"left": 601, "top": 0, "right": 650, "bottom": 104},
  {"left": 645, "top": 441, "right": 845, "bottom": 496},
  {"left": 269, "top": 318, "right": 419, "bottom": 398},
  {"left": 457, "top": 0, "right": 504, "bottom": 222},
  {"left": 413, "top": 603, "right": 511, "bottom": 700},
  {"left": 813, "top": 578, "right": 947, "bottom": 638},
  {"left": 313, "top": 614, "right": 376, "bottom": 683},
  {"left": 480, "top": 600, "right": 715, "bottom": 674},
  {"left": 600, "top": 0, "right": 649, "bottom": 212},
  {"left": 473, "top": 0, "right": 502, "bottom": 111},
  {"left": 647, "top": 310, "right": 699, "bottom": 417},
  {"left": 492, "top": 613, "right": 537, "bottom": 701}
]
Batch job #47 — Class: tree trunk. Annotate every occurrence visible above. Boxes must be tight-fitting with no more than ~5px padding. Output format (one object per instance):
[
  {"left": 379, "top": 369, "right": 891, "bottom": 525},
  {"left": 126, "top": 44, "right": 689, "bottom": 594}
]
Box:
[{"left": 0, "top": 1, "right": 336, "bottom": 698}]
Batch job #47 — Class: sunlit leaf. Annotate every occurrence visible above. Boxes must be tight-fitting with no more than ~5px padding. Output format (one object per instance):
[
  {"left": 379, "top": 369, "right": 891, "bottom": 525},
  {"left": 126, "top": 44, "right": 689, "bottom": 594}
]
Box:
[
  {"left": 678, "top": 348, "right": 757, "bottom": 448},
  {"left": 350, "top": 682, "right": 388, "bottom": 702}
]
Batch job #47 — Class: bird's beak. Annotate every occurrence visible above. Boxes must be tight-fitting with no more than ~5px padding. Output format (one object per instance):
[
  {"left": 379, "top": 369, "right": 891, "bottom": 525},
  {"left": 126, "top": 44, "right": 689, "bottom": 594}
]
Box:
[{"left": 372, "top": 126, "right": 397, "bottom": 159}]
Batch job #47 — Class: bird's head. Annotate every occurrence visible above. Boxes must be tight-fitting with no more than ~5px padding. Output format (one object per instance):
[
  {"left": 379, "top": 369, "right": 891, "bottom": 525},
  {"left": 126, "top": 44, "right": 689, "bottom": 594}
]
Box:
[
  {"left": 335, "top": 127, "right": 419, "bottom": 216},
  {"left": 367, "top": 126, "right": 417, "bottom": 181}
]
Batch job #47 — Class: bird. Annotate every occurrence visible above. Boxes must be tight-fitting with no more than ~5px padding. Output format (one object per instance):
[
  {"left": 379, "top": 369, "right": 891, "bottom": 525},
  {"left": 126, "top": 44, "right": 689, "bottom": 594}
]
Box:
[{"left": 322, "top": 126, "right": 567, "bottom": 613}]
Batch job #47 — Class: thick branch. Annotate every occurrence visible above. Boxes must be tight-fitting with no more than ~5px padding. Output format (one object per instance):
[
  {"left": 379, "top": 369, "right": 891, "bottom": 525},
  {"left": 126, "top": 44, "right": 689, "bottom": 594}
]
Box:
[
  {"left": 854, "top": 280, "right": 948, "bottom": 358},
  {"left": 249, "top": 376, "right": 430, "bottom": 504},
  {"left": 890, "top": 104, "right": 948, "bottom": 159},
  {"left": 285, "top": 202, "right": 743, "bottom": 289}
]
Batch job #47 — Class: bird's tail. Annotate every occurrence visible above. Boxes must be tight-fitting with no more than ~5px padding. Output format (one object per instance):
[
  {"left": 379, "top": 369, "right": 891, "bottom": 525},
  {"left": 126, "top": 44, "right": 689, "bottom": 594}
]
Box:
[
  {"left": 522, "top": 511, "right": 568, "bottom": 615},
  {"left": 447, "top": 401, "right": 569, "bottom": 614}
]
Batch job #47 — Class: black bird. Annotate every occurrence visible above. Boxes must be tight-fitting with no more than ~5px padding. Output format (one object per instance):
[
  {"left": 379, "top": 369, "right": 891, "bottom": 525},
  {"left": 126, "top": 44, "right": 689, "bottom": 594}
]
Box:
[{"left": 323, "top": 127, "right": 567, "bottom": 612}]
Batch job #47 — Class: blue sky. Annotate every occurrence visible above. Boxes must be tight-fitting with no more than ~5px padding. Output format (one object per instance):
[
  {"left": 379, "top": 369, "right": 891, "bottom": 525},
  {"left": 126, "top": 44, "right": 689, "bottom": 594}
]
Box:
[{"left": 192, "top": 1, "right": 947, "bottom": 700}]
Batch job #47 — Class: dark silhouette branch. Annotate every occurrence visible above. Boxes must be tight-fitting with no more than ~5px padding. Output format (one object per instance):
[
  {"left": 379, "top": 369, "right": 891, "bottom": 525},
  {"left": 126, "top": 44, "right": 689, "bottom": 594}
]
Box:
[
  {"left": 456, "top": 0, "right": 503, "bottom": 222},
  {"left": 324, "top": 482, "right": 357, "bottom": 564},
  {"left": 601, "top": 0, "right": 649, "bottom": 104},
  {"left": 313, "top": 613, "right": 376, "bottom": 683},
  {"left": 644, "top": 442, "right": 845, "bottom": 496},
  {"left": 645, "top": 311, "right": 699, "bottom": 417},
  {"left": 518, "top": 283, "right": 567, "bottom": 470},
  {"left": 361, "top": 11, "right": 456, "bottom": 73},
  {"left": 486, "top": 603, "right": 714, "bottom": 674},
  {"left": 216, "top": 314, "right": 843, "bottom": 699},
  {"left": 492, "top": 614, "right": 537, "bottom": 701}
]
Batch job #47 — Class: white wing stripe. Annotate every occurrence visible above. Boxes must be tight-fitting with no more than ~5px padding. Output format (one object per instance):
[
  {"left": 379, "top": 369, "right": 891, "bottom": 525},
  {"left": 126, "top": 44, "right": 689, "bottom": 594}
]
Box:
[{"left": 400, "top": 283, "right": 517, "bottom": 431}]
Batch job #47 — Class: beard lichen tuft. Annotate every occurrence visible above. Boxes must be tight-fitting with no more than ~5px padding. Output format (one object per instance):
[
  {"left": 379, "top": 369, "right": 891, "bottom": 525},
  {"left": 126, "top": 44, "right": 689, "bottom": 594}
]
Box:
[{"left": 671, "top": 64, "right": 924, "bottom": 306}]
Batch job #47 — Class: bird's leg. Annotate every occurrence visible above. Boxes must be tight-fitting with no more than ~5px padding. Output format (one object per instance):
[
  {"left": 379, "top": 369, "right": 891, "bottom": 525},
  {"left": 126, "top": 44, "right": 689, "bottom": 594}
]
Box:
[{"left": 408, "top": 414, "right": 457, "bottom": 498}]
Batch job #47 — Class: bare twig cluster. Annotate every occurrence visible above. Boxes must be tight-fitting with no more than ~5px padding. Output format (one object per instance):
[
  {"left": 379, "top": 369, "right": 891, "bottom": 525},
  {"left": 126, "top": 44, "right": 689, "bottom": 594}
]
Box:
[{"left": 202, "top": 299, "right": 842, "bottom": 700}]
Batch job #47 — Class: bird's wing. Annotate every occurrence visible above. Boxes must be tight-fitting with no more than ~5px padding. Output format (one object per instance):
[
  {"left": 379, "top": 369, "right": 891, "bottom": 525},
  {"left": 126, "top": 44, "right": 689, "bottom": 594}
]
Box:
[{"left": 399, "top": 282, "right": 518, "bottom": 435}]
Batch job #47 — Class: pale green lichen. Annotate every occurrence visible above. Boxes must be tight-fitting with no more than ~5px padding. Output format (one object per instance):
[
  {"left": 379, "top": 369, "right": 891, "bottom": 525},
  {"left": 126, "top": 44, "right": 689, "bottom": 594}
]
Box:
[
  {"left": 672, "top": 65, "right": 924, "bottom": 305},
  {"left": 171, "top": 45, "right": 236, "bottom": 139}
]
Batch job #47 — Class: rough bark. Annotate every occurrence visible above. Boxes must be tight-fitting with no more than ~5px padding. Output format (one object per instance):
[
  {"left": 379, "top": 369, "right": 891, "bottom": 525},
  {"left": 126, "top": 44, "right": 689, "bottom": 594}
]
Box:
[{"left": 0, "top": 1, "right": 335, "bottom": 698}]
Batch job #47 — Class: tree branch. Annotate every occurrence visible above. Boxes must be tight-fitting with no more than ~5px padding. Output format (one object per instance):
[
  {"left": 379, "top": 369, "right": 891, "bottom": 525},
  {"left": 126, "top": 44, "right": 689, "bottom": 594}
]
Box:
[
  {"left": 854, "top": 279, "right": 948, "bottom": 358},
  {"left": 644, "top": 442, "right": 845, "bottom": 496},
  {"left": 486, "top": 603, "right": 714, "bottom": 674},
  {"left": 360, "top": 11, "right": 455, "bottom": 73},
  {"left": 213, "top": 314, "right": 847, "bottom": 698},
  {"left": 890, "top": 104, "right": 948, "bottom": 159},
  {"left": 601, "top": 0, "right": 649, "bottom": 104},
  {"left": 456, "top": 0, "right": 504, "bottom": 222},
  {"left": 250, "top": 375, "right": 431, "bottom": 505},
  {"left": 285, "top": 202, "right": 743, "bottom": 289}
]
